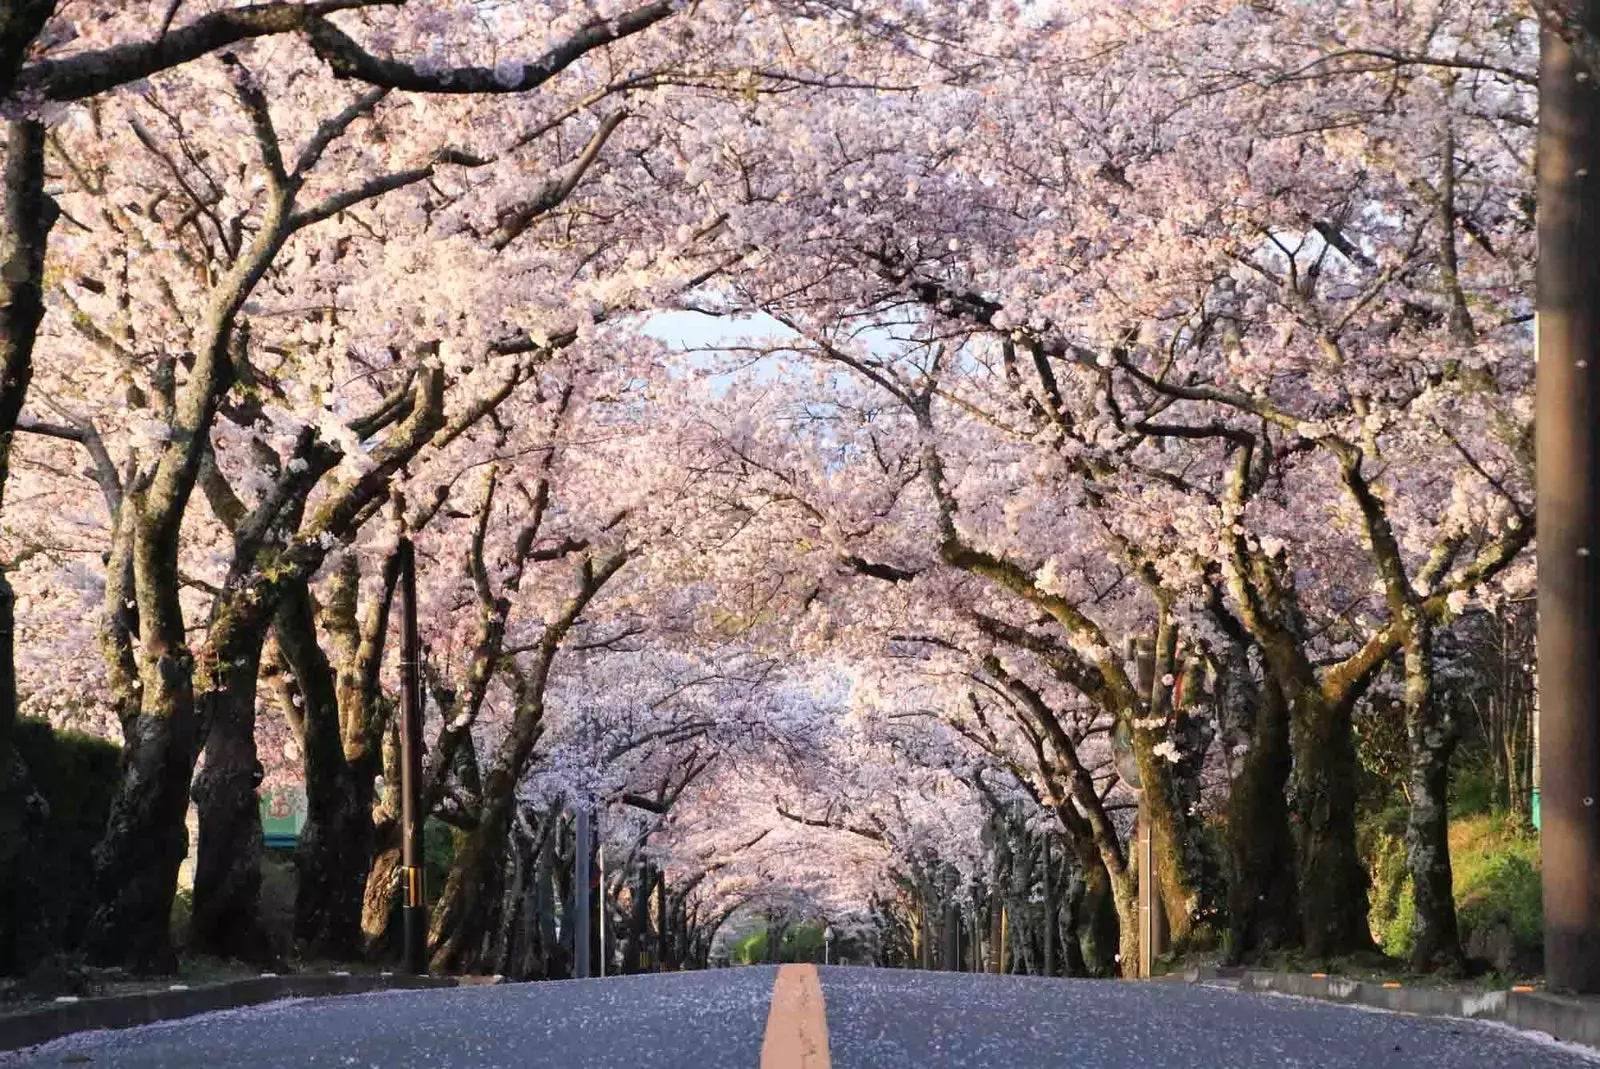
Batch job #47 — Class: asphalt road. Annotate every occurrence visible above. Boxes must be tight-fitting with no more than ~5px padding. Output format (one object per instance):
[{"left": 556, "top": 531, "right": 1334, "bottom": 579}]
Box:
[{"left": 3, "top": 966, "right": 1597, "bottom": 1069}]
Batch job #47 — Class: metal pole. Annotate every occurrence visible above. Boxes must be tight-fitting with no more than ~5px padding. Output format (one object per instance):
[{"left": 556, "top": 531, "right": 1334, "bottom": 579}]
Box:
[
  {"left": 1538, "top": 2, "right": 1600, "bottom": 995},
  {"left": 398, "top": 537, "right": 427, "bottom": 976},
  {"left": 598, "top": 833, "right": 607, "bottom": 979},
  {"left": 574, "top": 805, "right": 592, "bottom": 979},
  {"left": 1042, "top": 840, "right": 1055, "bottom": 978},
  {"left": 1138, "top": 808, "right": 1154, "bottom": 979}
]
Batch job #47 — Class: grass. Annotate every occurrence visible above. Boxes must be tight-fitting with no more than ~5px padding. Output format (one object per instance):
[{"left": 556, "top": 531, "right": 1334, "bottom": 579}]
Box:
[
  {"left": 1163, "top": 810, "right": 1544, "bottom": 989},
  {"left": 1371, "top": 813, "right": 1541, "bottom": 977}
]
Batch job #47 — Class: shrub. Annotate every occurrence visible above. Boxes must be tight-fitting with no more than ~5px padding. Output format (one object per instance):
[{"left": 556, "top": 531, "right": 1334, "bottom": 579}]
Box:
[
  {"left": 1365, "top": 812, "right": 1542, "bottom": 972},
  {"left": 1453, "top": 816, "right": 1542, "bottom": 973},
  {"left": 1, "top": 720, "right": 120, "bottom": 974},
  {"left": 259, "top": 850, "right": 298, "bottom": 961}
]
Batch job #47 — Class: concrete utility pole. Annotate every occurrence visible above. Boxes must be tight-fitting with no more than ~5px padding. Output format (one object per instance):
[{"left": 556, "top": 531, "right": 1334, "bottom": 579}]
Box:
[
  {"left": 1537, "top": 0, "right": 1600, "bottom": 995},
  {"left": 574, "top": 805, "right": 592, "bottom": 979},
  {"left": 397, "top": 538, "right": 427, "bottom": 975},
  {"left": 598, "top": 835, "right": 607, "bottom": 979}
]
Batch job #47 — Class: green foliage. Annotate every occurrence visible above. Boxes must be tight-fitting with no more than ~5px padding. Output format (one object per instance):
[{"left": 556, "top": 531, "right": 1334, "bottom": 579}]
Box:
[
  {"left": 1380, "top": 882, "right": 1415, "bottom": 960},
  {"left": 170, "top": 887, "right": 194, "bottom": 950},
  {"left": 1452, "top": 816, "right": 1542, "bottom": 960},
  {"left": 729, "top": 928, "right": 767, "bottom": 964},
  {"left": 1448, "top": 760, "right": 1498, "bottom": 820},
  {"left": 427, "top": 818, "right": 456, "bottom": 897},
  {"left": 786, "top": 922, "right": 825, "bottom": 961},
  {"left": 1358, "top": 804, "right": 1410, "bottom": 957},
  {"left": 729, "top": 921, "right": 827, "bottom": 964},
  {"left": 1363, "top": 812, "right": 1542, "bottom": 973},
  {"left": 1352, "top": 700, "right": 1407, "bottom": 807}
]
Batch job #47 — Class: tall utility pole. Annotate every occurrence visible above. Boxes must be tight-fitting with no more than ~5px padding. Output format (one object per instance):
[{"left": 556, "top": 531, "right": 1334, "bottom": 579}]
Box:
[
  {"left": 598, "top": 834, "right": 607, "bottom": 979},
  {"left": 397, "top": 538, "right": 427, "bottom": 975},
  {"left": 574, "top": 805, "right": 592, "bottom": 979},
  {"left": 655, "top": 875, "right": 667, "bottom": 971},
  {"left": 1538, "top": 0, "right": 1600, "bottom": 996}
]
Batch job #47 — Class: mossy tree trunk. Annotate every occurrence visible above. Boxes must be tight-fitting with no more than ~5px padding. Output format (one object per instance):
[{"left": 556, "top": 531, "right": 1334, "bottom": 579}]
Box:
[
  {"left": 1204, "top": 586, "right": 1301, "bottom": 961},
  {"left": 1220, "top": 469, "right": 1377, "bottom": 960},
  {"left": 189, "top": 636, "right": 271, "bottom": 962},
  {"left": 1224, "top": 672, "right": 1299, "bottom": 960},
  {"left": 272, "top": 576, "right": 377, "bottom": 960},
  {"left": 1401, "top": 617, "right": 1463, "bottom": 970},
  {"left": 1286, "top": 680, "right": 1375, "bottom": 958}
]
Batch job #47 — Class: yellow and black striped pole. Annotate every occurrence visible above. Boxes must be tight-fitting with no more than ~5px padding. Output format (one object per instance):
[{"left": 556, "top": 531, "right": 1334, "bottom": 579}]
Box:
[{"left": 398, "top": 537, "right": 428, "bottom": 975}]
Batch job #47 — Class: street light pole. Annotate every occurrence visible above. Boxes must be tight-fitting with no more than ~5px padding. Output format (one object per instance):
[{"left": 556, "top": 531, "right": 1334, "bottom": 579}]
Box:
[
  {"left": 397, "top": 537, "right": 427, "bottom": 976},
  {"left": 1537, "top": 0, "right": 1600, "bottom": 995}
]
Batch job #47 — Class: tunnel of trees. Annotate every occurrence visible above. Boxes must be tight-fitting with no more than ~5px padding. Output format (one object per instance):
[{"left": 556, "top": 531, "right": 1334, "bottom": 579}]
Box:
[{"left": 0, "top": 0, "right": 1555, "bottom": 987}]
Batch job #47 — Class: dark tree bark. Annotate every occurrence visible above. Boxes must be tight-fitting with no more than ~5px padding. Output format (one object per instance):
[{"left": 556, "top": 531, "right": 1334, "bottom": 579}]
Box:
[
  {"left": 277, "top": 552, "right": 395, "bottom": 960},
  {"left": 0, "top": 117, "right": 55, "bottom": 975},
  {"left": 1341, "top": 450, "right": 1466, "bottom": 971},
  {"left": 189, "top": 638, "right": 272, "bottom": 962},
  {"left": 1287, "top": 682, "right": 1374, "bottom": 959},
  {"left": 1224, "top": 673, "right": 1300, "bottom": 961},
  {"left": 0, "top": 119, "right": 51, "bottom": 735},
  {"left": 84, "top": 702, "right": 197, "bottom": 973}
]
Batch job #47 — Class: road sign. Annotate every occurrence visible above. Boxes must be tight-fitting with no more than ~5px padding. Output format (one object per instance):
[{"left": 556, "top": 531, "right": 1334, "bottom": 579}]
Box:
[{"left": 259, "top": 784, "right": 306, "bottom": 848}]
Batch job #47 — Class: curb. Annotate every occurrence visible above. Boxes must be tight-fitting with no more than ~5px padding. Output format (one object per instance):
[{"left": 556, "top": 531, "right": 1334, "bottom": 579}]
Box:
[
  {"left": 0, "top": 972, "right": 487, "bottom": 1053},
  {"left": 1172, "top": 968, "right": 1600, "bottom": 1051}
]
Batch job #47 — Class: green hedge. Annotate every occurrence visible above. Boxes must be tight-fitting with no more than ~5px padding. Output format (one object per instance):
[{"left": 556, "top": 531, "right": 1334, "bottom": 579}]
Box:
[{"left": 1, "top": 719, "right": 121, "bottom": 974}]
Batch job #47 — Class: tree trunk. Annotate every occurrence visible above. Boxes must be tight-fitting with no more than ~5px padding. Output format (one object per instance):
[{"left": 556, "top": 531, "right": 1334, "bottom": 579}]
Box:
[
  {"left": 1130, "top": 614, "right": 1212, "bottom": 947},
  {"left": 190, "top": 641, "right": 271, "bottom": 963},
  {"left": 429, "top": 795, "right": 512, "bottom": 973},
  {"left": 361, "top": 813, "right": 402, "bottom": 957},
  {"left": 1289, "top": 685, "right": 1375, "bottom": 958},
  {"left": 652, "top": 870, "right": 667, "bottom": 972},
  {"left": 427, "top": 551, "right": 624, "bottom": 971},
  {"left": 0, "top": 120, "right": 55, "bottom": 973},
  {"left": 84, "top": 704, "right": 195, "bottom": 973},
  {"left": 625, "top": 865, "right": 653, "bottom": 973},
  {"left": 298, "top": 768, "right": 376, "bottom": 959},
  {"left": 275, "top": 578, "right": 382, "bottom": 961},
  {"left": 1057, "top": 820, "right": 1119, "bottom": 976},
  {"left": 1226, "top": 674, "right": 1299, "bottom": 961},
  {"left": 1060, "top": 869, "right": 1088, "bottom": 977},
  {"left": 1402, "top": 620, "right": 1463, "bottom": 971}
]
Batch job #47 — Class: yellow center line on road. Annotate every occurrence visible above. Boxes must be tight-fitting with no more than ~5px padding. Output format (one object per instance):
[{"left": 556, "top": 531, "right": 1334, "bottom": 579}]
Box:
[{"left": 760, "top": 964, "right": 832, "bottom": 1069}]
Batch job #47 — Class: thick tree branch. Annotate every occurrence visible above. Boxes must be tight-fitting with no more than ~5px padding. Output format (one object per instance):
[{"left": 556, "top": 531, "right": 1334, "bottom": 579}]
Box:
[{"left": 303, "top": 1, "right": 676, "bottom": 93}]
